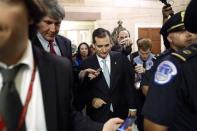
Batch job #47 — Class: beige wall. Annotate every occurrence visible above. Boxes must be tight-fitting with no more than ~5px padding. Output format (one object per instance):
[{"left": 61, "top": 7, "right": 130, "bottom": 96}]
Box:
[{"left": 58, "top": 0, "right": 190, "bottom": 50}]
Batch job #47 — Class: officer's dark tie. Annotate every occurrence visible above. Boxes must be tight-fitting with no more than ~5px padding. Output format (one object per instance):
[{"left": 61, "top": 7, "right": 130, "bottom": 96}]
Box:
[
  {"left": 143, "top": 61, "right": 146, "bottom": 70},
  {"left": 0, "top": 65, "right": 26, "bottom": 131}
]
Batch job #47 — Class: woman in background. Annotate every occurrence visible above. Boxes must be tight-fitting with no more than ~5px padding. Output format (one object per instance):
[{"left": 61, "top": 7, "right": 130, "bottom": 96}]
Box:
[
  {"left": 74, "top": 42, "right": 91, "bottom": 66},
  {"left": 73, "top": 42, "right": 91, "bottom": 110}
]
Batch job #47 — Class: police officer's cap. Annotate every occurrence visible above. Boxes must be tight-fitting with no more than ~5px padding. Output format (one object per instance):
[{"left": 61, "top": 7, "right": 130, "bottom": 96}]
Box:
[
  {"left": 185, "top": 0, "right": 197, "bottom": 33},
  {"left": 160, "top": 11, "right": 186, "bottom": 49}
]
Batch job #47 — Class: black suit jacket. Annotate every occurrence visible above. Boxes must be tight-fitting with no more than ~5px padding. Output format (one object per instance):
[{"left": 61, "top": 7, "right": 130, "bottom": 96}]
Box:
[
  {"left": 80, "top": 51, "right": 137, "bottom": 122},
  {"left": 33, "top": 35, "right": 72, "bottom": 61},
  {"left": 32, "top": 45, "right": 103, "bottom": 131}
]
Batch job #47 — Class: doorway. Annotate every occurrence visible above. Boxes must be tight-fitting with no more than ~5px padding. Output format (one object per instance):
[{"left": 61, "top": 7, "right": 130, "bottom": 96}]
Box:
[
  {"left": 138, "top": 28, "right": 161, "bottom": 55},
  {"left": 59, "top": 21, "right": 95, "bottom": 47}
]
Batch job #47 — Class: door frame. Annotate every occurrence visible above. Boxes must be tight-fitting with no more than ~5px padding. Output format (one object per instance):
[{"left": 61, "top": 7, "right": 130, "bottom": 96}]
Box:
[{"left": 134, "top": 23, "right": 165, "bottom": 53}]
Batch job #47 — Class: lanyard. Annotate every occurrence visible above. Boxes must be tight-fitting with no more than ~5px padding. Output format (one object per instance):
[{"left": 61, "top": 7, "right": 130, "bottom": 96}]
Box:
[{"left": 16, "top": 62, "right": 36, "bottom": 131}]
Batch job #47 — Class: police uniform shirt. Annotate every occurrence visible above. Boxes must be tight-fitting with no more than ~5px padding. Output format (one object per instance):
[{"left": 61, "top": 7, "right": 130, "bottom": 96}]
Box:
[
  {"left": 142, "top": 44, "right": 197, "bottom": 131},
  {"left": 133, "top": 53, "right": 155, "bottom": 71},
  {"left": 141, "top": 48, "right": 174, "bottom": 87}
]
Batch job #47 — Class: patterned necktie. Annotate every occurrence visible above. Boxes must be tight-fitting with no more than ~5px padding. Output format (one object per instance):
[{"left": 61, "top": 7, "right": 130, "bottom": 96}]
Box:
[
  {"left": 48, "top": 41, "right": 56, "bottom": 54},
  {"left": 102, "top": 59, "right": 110, "bottom": 87},
  {"left": 0, "top": 65, "right": 26, "bottom": 131}
]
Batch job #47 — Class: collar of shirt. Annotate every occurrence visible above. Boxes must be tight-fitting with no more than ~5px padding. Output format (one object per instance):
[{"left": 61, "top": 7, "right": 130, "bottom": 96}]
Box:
[
  {"left": 0, "top": 40, "right": 33, "bottom": 70},
  {"left": 37, "top": 32, "right": 57, "bottom": 48},
  {"left": 0, "top": 42, "right": 47, "bottom": 130},
  {"left": 96, "top": 54, "right": 111, "bottom": 73},
  {"left": 0, "top": 40, "right": 33, "bottom": 91},
  {"left": 133, "top": 53, "right": 153, "bottom": 64},
  {"left": 147, "top": 53, "right": 155, "bottom": 61},
  {"left": 133, "top": 53, "right": 155, "bottom": 70}
]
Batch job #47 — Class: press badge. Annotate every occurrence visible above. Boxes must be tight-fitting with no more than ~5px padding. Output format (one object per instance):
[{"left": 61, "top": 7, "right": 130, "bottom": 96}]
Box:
[{"left": 154, "top": 60, "right": 177, "bottom": 85}]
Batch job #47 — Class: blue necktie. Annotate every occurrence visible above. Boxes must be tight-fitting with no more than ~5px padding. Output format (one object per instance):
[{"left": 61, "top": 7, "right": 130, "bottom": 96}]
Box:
[
  {"left": 102, "top": 59, "right": 113, "bottom": 112},
  {"left": 102, "top": 59, "right": 110, "bottom": 87}
]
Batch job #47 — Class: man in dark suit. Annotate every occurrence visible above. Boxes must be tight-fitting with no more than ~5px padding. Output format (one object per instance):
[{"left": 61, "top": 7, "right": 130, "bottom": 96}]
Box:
[
  {"left": 0, "top": 0, "right": 130, "bottom": 131},
  {"left": 79, "top": 28, "right": 137, "bottom": 123},
  {"left": 32, "top": 2, "right": 72, "bottom": 61}
]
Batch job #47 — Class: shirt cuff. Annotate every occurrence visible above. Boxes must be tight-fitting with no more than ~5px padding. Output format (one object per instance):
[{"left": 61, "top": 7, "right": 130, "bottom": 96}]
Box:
[{"left": 129, "top": 109, "right": 137, "bottom": 112}]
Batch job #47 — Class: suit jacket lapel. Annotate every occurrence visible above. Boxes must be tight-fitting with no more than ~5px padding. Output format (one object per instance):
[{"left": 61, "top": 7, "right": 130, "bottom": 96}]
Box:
[
  {"left": 33, "top": 36, "right": 45, "bottom": 50},
  {"left": 56, "top": 37, "right": 66, "bottom": 57},
  {"left": 33, "top": 46, "right": 58, "bottom": 131},
  {"left": 110, "top": 53, "right": 118, "bottom": 91},
  {"left": 92, "top": 55, "right": 100, "bottom": 69}
]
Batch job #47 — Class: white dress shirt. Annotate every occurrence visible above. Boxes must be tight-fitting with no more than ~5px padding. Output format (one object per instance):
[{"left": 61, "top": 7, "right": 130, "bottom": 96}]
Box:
[
  {"left": 0, "top": 41, "right": 47, "bottom": 131},
  {"left": 37, "top": 32, "right": 61, "bottom": 56},
  {"left": 96, "top": 54, "right": 114, "bottom": 111},
  {"left": 97, "top": 54, "right": 111, "bottom": 74}
]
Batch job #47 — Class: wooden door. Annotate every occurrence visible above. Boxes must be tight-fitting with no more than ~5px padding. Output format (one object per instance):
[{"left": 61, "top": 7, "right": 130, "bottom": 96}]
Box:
[{"left": 138, "top": 28, "right": 161, "bottom": 55}]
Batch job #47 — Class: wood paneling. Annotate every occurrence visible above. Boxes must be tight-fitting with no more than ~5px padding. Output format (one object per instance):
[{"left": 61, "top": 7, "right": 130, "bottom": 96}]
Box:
[{"left": 138, "top": 28, "right": 161, "bottom": 55}]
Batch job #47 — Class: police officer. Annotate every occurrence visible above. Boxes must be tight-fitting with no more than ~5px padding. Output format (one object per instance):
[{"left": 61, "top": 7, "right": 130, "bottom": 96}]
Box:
[
  {"left": 141, "top": 10, "right": 191, "bottom": 97},
  {"left": 142, "top": 0, "right": 197, "bottom": 131}
]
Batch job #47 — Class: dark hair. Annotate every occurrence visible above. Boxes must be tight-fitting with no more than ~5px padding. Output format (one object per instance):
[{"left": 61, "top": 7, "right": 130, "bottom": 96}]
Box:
[
  {"left": 26, "top": 0, "right": 46, "bottom": 25},
  {"left": 26, "top": 0, "right": 46, "bottom": 41},
  {"left": 76, "top": 42, "right": 90, "bottom": 60},
  {"left": 26, "top": 0, "right": 61, "bottom": 41},
  {"left": 92, "top": 28, "right": 111, "bottom": 44}
]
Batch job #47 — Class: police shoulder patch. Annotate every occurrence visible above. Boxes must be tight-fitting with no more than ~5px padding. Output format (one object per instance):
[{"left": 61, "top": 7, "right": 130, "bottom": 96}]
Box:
[{"left": 154, "top": 60, "right": 177, "bottom": 85}]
